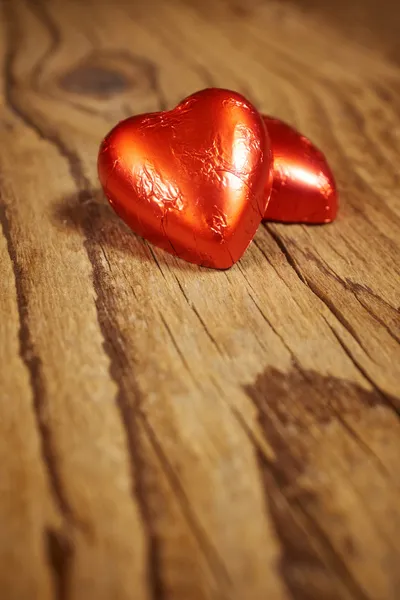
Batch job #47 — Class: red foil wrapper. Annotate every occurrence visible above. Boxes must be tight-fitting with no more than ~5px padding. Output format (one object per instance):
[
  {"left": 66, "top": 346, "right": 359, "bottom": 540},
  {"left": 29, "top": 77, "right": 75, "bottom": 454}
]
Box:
[
  {"left": 98, "top": 89, "right": 273, "bottom": 269},
  {"left": 263, "top": 117, "right": 338, "bottom": 223}
]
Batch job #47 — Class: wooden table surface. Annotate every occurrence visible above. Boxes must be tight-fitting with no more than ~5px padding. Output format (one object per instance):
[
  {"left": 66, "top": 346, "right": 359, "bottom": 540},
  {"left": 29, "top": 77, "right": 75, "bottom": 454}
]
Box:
[{"left": 1, "top": 1, "right": 399, "bottom": 599}]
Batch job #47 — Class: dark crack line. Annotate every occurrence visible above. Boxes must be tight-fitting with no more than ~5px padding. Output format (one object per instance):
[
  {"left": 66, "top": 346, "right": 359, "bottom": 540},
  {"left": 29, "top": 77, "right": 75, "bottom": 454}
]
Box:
[
  {"left": 145, "top": 242, "right": 225, "bottom": 356},
  {"left": 263, "top": 226, "right": 394, "bottom": 383},
  {"left": 0, "top": 200, "right": 74, "bottom": 525},
  {"left": 245, "top": 254, "right": 396, "bottom": 476},
  {"left": 148, "top": 251, "right": 276, "bottom": 470},
  {"left": 250, "top": 392, "right": 373, "bottom": 600},
  {"left": 138, "top": 413, "right": 231, "bottom": 586},
  {"left": 286, "top": 484, "right": 372, "bottom": 600},
  {"left": 268, "top": 210, "right": 399, "bottom": 410},
  {"left": 2, "top": 1, "right": 76, "bottom": 527},
  {"left": 305, "top": 274, "right": 376, "bottom": 362},
  {"left": 299, "top": 241, "right": 398, "bottom": 352},
  {"left": 146, "top": 243, "right": 168, "bottom": 281},
  {"left": 253, "top": 238, "right": 306, "bottom": 316},
  {"left": 2, "top": 7, "right": 84, "bottom": 600},
  {"left": 99, "top": 241, "right": 112, "bottom": 273},
  {"left": 100, "top": 330, "right": 166, "bottom": 600},
  {"left": 236, "top": 261, "right": 300, "bottom": 368},
  {"left": 0, "top": 198, "right": 75, "bottom": 600},
  {"left": 173, "top": 274, "right": 224, "bottom": 356},
  {"left": 325, "top": 244, "right": 400, "bottom": 346},
  {"left": 324, "top": 319, "right": 399, "bottom": 416},
  {"left": 161, "top": 216, "right": 180, "bottom": 259},
  {"left": 154, "top": 264, "right": 279, "bottom": 469},
  {"left": 247, "top": 289, "right": 296, "bottom": 361},
  {"left": 286, "top": 486, "right": 370, "bottom": 600},
  {"left": 190, "top": 302, "right": 224, "bottom": 355},
  {"left": 333, "top": 411, "right": 393, "bottom": 480},
  {"left": 263, "top": 224, "right": 307, "bottom": 284},
  {"left": 157, "top": 311, "right": 195, "bottom": 380},
  {"left": 296, "top": 249, "right": 384, "bottom": 362},
  {"left": 45, "top": 528, "right": 73, "bottom": 600},
  {"left": 353, "top": 292, "right": 400, "bottom": 345},
  {"left": 3, "top": 3, "right": 166, "bottom": 599},
  {"left": 252, "top": 237, "right": 400, "bottom": 453},
  {"left": 251, "top": 407, "right": 374, "bottom": 600},
  {"left": 345, "top": 279, "right": 399, "bottom": 313}
]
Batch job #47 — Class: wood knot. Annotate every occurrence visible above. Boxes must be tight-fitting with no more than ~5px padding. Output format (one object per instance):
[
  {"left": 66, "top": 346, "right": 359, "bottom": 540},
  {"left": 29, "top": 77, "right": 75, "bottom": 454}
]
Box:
[
  {"left": 55, "top": 52, "right": 164, "bottom": 115},
  {"left": 60, "top": 65, "right": 128, "bottom": 98},
  {"left": 57, "top": 52, "right": 160, "bottom": 110}
]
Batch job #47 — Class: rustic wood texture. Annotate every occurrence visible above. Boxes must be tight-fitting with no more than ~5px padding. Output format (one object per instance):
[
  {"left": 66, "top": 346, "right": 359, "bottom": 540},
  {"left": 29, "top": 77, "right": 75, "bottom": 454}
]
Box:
[{"left": 0, "top": 0, "right": 399, "bottom": 599}]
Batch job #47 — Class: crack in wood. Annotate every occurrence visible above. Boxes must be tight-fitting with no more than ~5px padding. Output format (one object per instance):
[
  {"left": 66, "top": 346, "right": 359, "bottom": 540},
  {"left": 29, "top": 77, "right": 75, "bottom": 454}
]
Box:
[
  {"left": 246, "top": 366, "right": 399, "bottom": 600},
  {"left": 0, "top": 196, "right": 76, "bottom": 600},
  {"left": 261, "top": 225, "right": 399, "bottom": 411},
  {"left": 45, "top": 528, "right": 73, "bottom": 600}
]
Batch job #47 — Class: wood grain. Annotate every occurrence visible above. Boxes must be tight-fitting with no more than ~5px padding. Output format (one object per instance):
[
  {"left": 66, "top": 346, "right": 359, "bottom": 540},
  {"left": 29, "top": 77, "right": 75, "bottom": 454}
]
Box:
[{"left": 0, "top": 0, "right": 399, "bottom": 599}]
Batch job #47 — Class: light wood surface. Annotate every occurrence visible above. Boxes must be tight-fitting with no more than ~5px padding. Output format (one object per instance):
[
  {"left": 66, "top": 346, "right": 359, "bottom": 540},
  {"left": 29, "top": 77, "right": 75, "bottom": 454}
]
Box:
[{"left": 0, "top": 1, "right": 399, "bottom": 599}]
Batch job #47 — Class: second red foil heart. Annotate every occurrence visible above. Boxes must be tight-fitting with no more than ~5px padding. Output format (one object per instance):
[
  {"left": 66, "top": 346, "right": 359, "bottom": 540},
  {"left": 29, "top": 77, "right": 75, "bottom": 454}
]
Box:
[{"left": 263, "top": 117, "right": 338, "bottom": 223}]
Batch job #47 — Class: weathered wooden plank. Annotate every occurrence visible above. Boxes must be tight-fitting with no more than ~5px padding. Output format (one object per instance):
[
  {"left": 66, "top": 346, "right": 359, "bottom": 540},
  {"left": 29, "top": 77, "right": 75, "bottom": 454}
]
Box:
[{"left": 0, "top": 0, "right": 399, "bottom": 599}]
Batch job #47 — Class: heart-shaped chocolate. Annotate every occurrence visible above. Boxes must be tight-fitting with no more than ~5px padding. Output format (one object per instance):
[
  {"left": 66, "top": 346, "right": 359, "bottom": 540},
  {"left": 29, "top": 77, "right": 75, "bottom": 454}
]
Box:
[
  {"left": 98, "top": 89, "right": 272, "bottom": 269},
  {"left": 263, "top": 117, "right": 338, "bottom": 223}
]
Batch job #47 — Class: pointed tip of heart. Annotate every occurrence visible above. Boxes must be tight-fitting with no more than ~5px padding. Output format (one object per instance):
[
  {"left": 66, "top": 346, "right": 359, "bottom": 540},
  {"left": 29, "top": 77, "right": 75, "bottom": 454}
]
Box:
[{"left": 263, "top": 116, "right": 338, "bottom": 224}]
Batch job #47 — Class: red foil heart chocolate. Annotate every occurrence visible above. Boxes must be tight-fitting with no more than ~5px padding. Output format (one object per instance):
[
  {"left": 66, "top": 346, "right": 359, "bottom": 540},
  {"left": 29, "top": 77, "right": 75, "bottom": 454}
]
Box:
[
  {"left": 98, "top": 89, "right": 272, "bottom": 269},
  {"left": 263, "top": 117, "right": 338, "bottom": 223}
]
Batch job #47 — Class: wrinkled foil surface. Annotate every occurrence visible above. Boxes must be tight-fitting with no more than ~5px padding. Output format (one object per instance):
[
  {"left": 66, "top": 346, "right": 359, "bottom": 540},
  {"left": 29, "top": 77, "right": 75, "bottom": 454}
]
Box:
[
  {"left": 264, "top": 117, "right": 338, "bottom": 223},
  {"left": 98, "top": 88, "right": 272, "bottom": 269}
]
